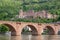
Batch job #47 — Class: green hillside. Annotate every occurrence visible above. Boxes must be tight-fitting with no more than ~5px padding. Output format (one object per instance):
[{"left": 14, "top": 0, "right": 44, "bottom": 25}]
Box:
[{"left": 0, "top": 0, "right": 60, "bottom": 22}]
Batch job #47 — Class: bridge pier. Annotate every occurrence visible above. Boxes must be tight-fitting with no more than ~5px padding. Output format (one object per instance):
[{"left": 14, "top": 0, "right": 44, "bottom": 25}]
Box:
[
  {"left": 11, "top": 31, "right": 16, "bottom": 36},
  {"left": 11, "top": 31, "right": 21, "bottom": 36},
  {"left": 54, "top": 30, "right": 58, "bottom": 35}
]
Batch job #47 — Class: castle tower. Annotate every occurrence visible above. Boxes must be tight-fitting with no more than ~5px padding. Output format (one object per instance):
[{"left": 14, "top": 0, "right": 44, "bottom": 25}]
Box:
[
  {"left": 42, "top": 10, "right": 48, "bottom": 18},
  {"left": 19, "top": 10, "right": 24, "bottom": 18}
]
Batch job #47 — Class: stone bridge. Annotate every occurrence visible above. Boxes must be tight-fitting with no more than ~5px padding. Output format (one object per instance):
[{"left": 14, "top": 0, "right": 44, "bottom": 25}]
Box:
[{"left": 0, "top": 21, "right": 60, "bottom": 36}]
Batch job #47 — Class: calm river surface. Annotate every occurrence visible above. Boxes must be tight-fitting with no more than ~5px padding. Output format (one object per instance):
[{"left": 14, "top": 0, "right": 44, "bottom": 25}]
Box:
[{"left": 0, "top": 34, "right": 60, "bottom": 40}]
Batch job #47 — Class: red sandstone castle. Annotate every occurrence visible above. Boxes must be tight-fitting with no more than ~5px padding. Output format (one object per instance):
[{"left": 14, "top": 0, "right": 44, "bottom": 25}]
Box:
[{"left": 19, "top": 10, "right": 57, "bottom": 19}]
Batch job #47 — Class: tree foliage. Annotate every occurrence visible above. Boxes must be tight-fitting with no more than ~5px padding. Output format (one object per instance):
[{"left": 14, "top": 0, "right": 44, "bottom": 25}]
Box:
[
  {"left": 0, "top": 24, "right": 9, "bottom": 33},
  {"left": 0, "top": 0, "right": 60, "bottom": 22}
]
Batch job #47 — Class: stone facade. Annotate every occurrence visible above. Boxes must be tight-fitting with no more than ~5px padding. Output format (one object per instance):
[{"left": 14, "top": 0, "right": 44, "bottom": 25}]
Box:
[{"left": 19, "top": 10, "right": 57, "bottom": 19}]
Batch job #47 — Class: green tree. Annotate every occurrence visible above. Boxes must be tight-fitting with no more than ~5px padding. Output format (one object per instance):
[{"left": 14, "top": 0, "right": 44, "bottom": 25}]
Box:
[{"left": 0, "top": 25, "right": 9, "bottom": 33}]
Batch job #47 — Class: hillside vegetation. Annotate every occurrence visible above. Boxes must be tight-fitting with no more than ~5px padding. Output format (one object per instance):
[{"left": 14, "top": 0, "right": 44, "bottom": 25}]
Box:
[{"left": 0, "top": 0, "right": 60, "bottom": 23}]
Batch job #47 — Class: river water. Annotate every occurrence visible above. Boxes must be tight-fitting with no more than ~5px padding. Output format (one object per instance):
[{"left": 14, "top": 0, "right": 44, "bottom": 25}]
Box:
[{"left": 0, "top": 34, "right": 60, "bottom": 40}]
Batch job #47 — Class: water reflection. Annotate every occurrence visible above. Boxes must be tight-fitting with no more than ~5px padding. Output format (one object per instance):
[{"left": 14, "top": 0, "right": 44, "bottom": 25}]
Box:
[
  {"left": 0, "top": 35, "right": 60, "bottom": 40},
  {"left": 0, "top": 34, "right": 11, "bottom": 40},
  {"left": 11, "top": 36, "right": 22, "bottom": 40},
  {"left": 42, "top": 35, "right": 60, "bottom": 40},
  {"left": 11, "top": 35, "right": 43, "bottom": 40}
]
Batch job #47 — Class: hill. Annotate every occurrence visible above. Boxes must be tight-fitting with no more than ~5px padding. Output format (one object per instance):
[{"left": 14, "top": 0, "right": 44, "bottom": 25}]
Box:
[{"left": 0, "top": 0, "right": 60, "bottom": 23}]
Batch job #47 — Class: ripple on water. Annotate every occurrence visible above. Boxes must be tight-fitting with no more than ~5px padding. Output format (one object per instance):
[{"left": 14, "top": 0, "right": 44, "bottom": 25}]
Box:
[{"left": 0, "top": 34, "right": 60, "bottom": 40}]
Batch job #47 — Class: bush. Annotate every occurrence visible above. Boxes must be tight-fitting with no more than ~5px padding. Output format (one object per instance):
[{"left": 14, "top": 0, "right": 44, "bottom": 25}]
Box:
[{"left": 0, "top": 25, "right": 9, "bottom": 33}]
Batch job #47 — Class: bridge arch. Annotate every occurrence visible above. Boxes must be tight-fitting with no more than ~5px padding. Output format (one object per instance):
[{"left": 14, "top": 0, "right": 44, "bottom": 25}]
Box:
[
  {"left": 0, "top": 23, "right": 17, "bottom": 36},
  {"left": 21, "top": 25, "right": 38, "bottom": 35},
  {"left": 42, "top": 26, "right": 55, "bottom": 35}
]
